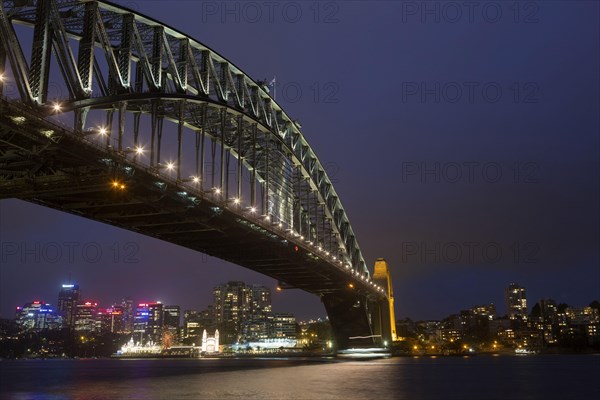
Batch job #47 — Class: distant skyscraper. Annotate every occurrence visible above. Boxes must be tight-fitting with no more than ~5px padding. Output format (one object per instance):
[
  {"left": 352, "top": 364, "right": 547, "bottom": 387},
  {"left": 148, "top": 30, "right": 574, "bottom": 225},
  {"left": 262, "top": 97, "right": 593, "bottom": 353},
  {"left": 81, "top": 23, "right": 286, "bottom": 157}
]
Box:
[
  {"left": 505, "top": 283, "right": 528, "bottom": 321},
  {"left": 121, "top": 297, "right": 134, "bottom": 333},
  {"left": 148, "top": 302, "right": 164, "bottom": 341},
  {"left": 15, "top": 301, "right": 62, "bottom": 331},
  {"left": 134, "top": 303, "right": 150, "bottom": 342},
  {"left": 97, "top": 307, "right": 124, "bottom": 334},
  {"left": 134, "top": 302, "right": 164, "bottom": 342},
  {"left": 163, "top": 305, "right": 180, "bottom": 338},
  {"left": 57, "top": 283, "right": 80, "bottom": 328},
  {"left": 74, "top": 301, "right": 98, "bottom": 332}
]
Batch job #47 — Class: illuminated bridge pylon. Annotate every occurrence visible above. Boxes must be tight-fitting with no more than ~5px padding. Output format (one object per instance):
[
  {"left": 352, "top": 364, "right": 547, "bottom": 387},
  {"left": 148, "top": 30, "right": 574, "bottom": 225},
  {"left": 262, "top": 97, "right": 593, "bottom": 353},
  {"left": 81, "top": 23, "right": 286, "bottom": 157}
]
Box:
[{"left": 0, "top": 0, "right": 395, "bottom": 350}]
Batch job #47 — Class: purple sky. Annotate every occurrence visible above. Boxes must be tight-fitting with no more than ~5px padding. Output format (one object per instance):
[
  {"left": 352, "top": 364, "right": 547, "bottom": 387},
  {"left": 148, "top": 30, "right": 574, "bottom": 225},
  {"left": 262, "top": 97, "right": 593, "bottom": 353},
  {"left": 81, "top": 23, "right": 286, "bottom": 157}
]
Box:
[{"left": 1, "top": 1, "right": 599, "bottom": 321}]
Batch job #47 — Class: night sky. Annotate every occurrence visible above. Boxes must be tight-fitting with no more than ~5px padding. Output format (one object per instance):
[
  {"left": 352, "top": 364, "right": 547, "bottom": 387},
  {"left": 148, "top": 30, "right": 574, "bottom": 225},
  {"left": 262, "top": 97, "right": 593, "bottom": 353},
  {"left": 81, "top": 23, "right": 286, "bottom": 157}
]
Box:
[{"left": 1, "top": 1, "right": 598, "bottom": 321}]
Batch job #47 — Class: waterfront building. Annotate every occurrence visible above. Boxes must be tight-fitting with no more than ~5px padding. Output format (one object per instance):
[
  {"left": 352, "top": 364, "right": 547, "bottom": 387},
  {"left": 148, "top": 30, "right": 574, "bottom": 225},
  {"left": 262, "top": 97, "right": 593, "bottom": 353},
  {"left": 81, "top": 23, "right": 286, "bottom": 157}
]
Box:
[
  {"left": 272, "top": 313, "right": 296, "bottom": 339},
  {"left": 201, "top": 329, "right": 220, "bottom": 353}
]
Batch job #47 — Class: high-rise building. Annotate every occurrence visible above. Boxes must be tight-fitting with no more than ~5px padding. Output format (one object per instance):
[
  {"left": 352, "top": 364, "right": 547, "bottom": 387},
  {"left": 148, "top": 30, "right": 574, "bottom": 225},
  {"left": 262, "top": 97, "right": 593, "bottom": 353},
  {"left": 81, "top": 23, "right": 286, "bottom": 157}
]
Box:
[
  {"left": 250, "top": 285, "right": 272, "bottom": 316},
  {"left": 213, "top": 281, "right": 252, "bottom": 332},
  {"left": 148, "top": 302, "right": 164, "bottom": 341},
  {"left": 15, "top": 301, "right": 62, "bottom": 331},
  {"left": 74, "top": 301, "right": 98, "bottom": 332},
  {"left": 57, "top": 283, "right": 80, "bottom": 328},
  {"left": 505, "top": 283, "right": 527, "bottom": 321},
  {"left": 272, "top": 313, "right": 296, "bottom": 339},
  {"left": 121, "top": 297, "right": 134, "bottom": 333},
  {"left": 134, "top": 302, "right": 164, "bottom": 342},
  {"left": 134, "top": 303, "right": 150, "bottom": 342},
  {"left": 184, "top": 308, "right": 214, "bottom": 339},
  {"left": 97, "top": 307, "right": 124, "bottom": 334},
  {"left": 163, "top": 305, "right": 180, "bottom": 339}
]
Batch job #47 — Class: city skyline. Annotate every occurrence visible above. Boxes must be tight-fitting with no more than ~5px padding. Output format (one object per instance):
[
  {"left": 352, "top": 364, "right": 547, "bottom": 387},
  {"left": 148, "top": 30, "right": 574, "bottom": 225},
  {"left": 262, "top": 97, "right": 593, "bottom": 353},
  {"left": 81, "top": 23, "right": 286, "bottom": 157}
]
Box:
[{"left": 8, "top": 278, "right": 598, "bottom": 323}]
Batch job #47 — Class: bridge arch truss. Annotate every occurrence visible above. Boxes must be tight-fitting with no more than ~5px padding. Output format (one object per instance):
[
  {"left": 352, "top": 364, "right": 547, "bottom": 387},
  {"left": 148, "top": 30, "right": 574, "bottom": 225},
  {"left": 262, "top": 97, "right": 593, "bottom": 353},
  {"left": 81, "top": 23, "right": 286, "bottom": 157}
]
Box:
[{"left": 0, "top": 0, "right": 384, "bottom": 294}]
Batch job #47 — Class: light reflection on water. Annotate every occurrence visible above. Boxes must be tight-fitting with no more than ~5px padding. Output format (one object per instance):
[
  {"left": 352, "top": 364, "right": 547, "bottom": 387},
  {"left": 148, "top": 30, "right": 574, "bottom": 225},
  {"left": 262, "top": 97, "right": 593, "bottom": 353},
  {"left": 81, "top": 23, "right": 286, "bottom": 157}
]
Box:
[{"left": 2, "top": 355, "right": 599, "bottom": 399}]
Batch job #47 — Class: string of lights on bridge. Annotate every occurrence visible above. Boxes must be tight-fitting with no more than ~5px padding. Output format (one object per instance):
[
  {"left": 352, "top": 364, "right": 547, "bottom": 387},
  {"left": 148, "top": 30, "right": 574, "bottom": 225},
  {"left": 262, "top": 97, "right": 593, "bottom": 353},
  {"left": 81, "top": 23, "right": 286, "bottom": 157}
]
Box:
[{"left": 30, "top": 96, "right": 385, "bottom": 296}]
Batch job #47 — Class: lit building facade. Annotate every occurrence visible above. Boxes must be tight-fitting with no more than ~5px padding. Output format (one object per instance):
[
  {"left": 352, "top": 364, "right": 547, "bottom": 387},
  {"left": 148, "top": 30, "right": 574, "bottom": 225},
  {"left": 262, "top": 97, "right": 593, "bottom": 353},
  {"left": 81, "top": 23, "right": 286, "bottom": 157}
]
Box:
[
  {"left": 74, "top": 301, "right": 98, "bottom": 332},
  {"left": 16, "top": 301, "right": 62, "bottom": 331},
  {"left": 272, "top": 313, "right": 296, "bottom": 339},
  {"left": 148, "top": 302, "right": 164, "bottom": 341},
  {"left": 134, "top": 302, "right": 164, "bottom": 342},
  {"left": 97, "top": 307, "right": 124, "bottom": 334},
  {"left": 121, "top": 297, "right": 134, "bottom": 333},
  {"left": 57, "top": 283, "right": 80, "bottom": 328},
  {"left": 201, "top": 329, "right": 220, "bottom": 353},
  {"left": 213, "top": 281, "right": 252, "bottom": 332},
  {"left": 163, "top": 305, "right": 181, "bottom": 339},
  {"left": 505, "top": 283, "right": 528, "bottom": 321},
  {"left": 134, "top": 303, "right": 150, "bottom": 342}
]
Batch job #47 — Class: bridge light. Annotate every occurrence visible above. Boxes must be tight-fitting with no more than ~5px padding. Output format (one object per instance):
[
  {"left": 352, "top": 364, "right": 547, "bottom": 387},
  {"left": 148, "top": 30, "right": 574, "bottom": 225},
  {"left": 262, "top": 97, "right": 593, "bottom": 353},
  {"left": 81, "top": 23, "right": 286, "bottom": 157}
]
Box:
[
  {"left": 191, "top": 176, "right": 200, "bottom": 184},
  {"left": 135, "top": 146, "right": 144, "bottom": 155},
  {"left": 233, "top": 197, "right": 240, "bottom": 205},
  {"left": 52, "top": 102, "right": 62, "bottom": 112},
  {"left": 99, "top": 127, "right": 107, "bottom": 135},
  {"left": 300, "top": 235, "right": 304, "bottom": 240},
  {"left": 213, "top": 187, "right": 221, "bottom": 194},
  {"left": 250, "top": 207, "right": 257, "bottom": 213},
  {"left": 112, "top": 181, "right": 119, "bottom": 188},
  {"left": 166, "top": 162, "right": 175, "bottom": 171},
  {"left": 278, "top": 222, "right": 282, "bottom": 228},
  {"left": 0, "top": 73, "right": 4, "bottom": 82},
  {"left": 348, "top": 283, "right": 354, "bottom": 289}
]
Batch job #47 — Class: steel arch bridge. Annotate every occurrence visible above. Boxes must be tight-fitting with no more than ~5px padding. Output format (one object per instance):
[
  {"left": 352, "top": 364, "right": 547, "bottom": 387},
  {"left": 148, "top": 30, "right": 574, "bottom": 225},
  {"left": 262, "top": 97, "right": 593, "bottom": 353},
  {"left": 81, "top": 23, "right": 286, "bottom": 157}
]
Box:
[{"left": 0, "top": 0, "right": 396, "bottom": 349}]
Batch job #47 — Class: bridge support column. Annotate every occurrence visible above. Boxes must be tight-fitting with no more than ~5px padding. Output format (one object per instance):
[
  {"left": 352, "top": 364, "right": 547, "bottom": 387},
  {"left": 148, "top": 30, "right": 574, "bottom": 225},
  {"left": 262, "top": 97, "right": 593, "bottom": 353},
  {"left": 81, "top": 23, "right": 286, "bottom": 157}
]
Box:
[
  {"left": 322, "top": 293, "right": 377, "bottom": 350},
  {"left": 371, "top": 258, "right": 397, "bottom": 345},
  {"left": 322, "top": 258, "right": 397, "bottom": 351}
]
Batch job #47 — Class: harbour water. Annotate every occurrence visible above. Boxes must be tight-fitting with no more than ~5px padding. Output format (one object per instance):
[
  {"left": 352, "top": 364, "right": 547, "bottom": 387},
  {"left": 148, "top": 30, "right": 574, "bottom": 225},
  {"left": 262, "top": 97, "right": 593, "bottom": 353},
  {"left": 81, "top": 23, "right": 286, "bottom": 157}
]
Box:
[{"left": 1, "top": 355, "right": 599, "bottom": 399}]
